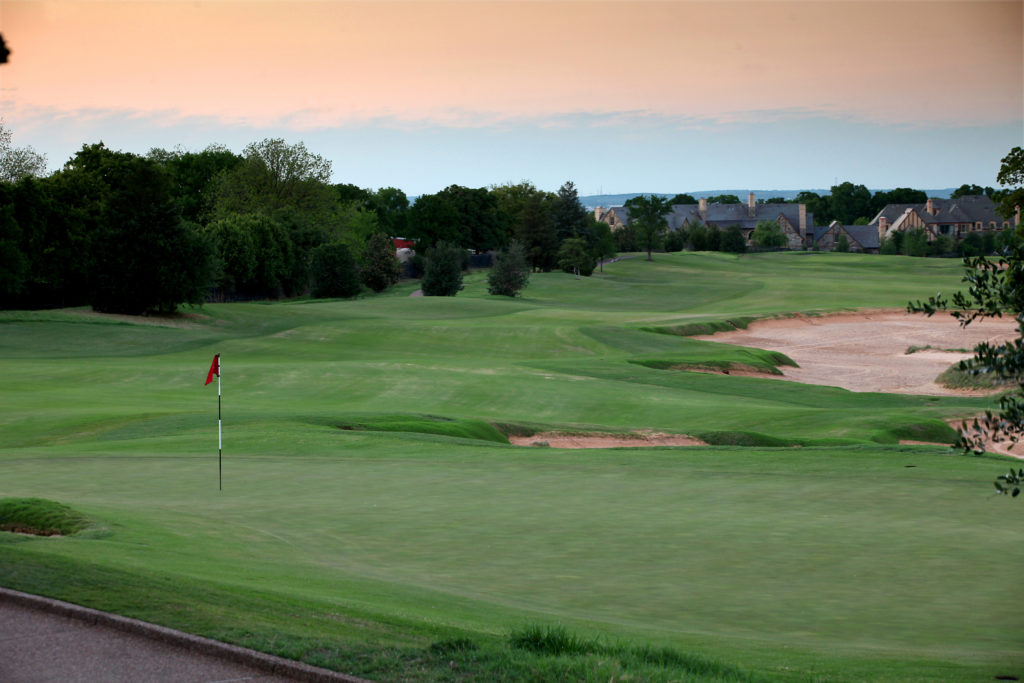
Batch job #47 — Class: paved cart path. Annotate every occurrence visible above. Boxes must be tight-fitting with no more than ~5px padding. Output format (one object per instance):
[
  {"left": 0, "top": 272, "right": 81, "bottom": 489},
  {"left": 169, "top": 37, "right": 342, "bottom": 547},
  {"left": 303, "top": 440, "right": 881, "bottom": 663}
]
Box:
[{"left": 0, "top": 588, "right": 370, "bottom": 683}]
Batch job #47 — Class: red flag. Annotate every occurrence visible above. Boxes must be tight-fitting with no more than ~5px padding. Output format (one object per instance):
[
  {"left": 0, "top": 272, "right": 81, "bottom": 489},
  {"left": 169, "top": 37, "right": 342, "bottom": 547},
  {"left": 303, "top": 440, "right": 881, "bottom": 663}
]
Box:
[{"left": 205, "top": 354, "right": 220, "bottom": 386}]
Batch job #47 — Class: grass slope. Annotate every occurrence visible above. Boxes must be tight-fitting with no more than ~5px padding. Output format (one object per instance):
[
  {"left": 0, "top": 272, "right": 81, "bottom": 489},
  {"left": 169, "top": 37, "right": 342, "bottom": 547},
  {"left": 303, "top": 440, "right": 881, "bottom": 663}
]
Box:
[{"left": 1, "top": 252, "right": 1021, "bottom": 681}]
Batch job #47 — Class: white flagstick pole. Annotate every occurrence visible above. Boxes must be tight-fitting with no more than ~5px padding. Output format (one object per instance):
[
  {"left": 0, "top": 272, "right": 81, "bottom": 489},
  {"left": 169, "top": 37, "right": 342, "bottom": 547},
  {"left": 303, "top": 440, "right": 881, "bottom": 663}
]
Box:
[{"left": 218, "top": 354, "right": 222, "bottom": 492}]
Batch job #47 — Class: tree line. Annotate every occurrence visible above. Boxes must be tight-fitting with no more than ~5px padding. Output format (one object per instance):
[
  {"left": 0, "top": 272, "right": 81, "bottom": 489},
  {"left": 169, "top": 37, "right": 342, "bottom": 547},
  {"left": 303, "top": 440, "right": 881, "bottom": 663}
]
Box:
[
  {"left": 2, "top": 124, "right": 1019, "bottom": 314},
  {"left": 0, "top": 130, "right": 621, "bottom": 313}
]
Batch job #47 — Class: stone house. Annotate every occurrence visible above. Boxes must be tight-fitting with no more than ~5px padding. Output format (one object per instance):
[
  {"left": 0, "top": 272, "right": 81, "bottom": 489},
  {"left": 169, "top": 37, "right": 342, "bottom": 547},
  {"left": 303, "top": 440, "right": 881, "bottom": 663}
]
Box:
[
  {"left": 811, "top": 222, "right": 881, "bottom": 253},
  {"left": 872, "top": 195, "right": 1014, "bottom": 243},
  {"left": 596, "top": 193, "right": 814, "bottom": 249}
]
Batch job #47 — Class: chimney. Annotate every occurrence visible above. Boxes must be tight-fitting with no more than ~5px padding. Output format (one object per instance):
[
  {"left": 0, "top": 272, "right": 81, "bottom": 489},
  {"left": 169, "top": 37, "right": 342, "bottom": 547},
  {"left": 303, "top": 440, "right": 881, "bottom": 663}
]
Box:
[
  {"left": 748, "top": 192, "right": 756, "bottom": 217},
  {"left": 594, "top": 206, "right": 605, "bottom": 222},
  {"left": 878, "top": 215, "right": 889, "bottom": 243},
  {"left": 926, "top": 198, "right": 936, "bottom": 215},
  {"left": 699, "top": 197, "right": 707, "bottom": 220},
  {"left": 798, "top": 204, "right": 807, "bottom": 238}
]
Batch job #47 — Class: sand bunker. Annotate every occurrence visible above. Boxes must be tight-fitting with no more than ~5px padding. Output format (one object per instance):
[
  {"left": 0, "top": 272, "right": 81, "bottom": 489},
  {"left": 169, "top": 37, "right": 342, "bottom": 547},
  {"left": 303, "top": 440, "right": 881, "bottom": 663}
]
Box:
[
  {"left": 509, "top": 431, "right": 706, "bottom": 449},
  {"left": 694, "top": 310, "right": 1016, "bottom": 397}
]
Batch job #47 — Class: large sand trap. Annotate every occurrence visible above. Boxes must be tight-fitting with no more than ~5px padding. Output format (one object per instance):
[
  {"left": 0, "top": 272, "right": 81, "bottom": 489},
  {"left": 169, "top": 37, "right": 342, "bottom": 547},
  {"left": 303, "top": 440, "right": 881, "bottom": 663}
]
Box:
[{"left": 694, "top": 310, "right": 1017, "bottom": 397}]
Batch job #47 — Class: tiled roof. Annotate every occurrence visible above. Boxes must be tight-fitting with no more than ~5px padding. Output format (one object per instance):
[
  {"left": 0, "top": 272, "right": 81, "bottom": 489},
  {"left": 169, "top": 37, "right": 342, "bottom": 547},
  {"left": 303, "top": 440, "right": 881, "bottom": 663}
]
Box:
[{"left": 871, "top": 195, "right": 1003, "bottom": 226}]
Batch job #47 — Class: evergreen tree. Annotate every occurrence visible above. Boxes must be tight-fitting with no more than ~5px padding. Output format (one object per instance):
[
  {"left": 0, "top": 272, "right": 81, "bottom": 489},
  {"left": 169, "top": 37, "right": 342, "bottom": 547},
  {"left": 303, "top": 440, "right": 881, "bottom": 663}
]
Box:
[
  {"left": 421, "top": 241, "right": 465, "bottom": 296},
  {"left": 361, "top": 232, "right": 402, "bottom": 292},
  {"left": 487, "top": 241, "right": 530, "bottom": 297},
  {"left": 552, "top": 181, "right": 588, "bottom": 242}
]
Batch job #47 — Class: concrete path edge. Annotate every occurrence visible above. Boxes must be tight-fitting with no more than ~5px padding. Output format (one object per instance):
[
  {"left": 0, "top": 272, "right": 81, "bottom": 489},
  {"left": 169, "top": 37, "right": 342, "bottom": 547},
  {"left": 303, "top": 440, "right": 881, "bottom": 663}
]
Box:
[{"left": 0, "top": 586, "right": 373, "bottom": 683}]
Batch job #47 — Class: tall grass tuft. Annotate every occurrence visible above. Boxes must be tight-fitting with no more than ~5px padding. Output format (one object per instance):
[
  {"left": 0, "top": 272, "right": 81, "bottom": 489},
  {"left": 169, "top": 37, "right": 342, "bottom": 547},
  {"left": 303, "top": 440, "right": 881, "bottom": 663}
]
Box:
[
  {"left": 0, "top": 498, "right": 91, "bottom": 536},
  {"left": 509, "top": 625, "right": 759, "bottom": 681}
]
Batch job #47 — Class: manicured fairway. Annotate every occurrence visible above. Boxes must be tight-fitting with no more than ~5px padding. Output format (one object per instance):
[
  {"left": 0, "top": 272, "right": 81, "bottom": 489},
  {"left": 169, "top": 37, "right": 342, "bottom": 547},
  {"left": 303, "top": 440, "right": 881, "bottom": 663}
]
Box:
[{"left": 2, "top": 252, "right": 1022, "bottom": 681}]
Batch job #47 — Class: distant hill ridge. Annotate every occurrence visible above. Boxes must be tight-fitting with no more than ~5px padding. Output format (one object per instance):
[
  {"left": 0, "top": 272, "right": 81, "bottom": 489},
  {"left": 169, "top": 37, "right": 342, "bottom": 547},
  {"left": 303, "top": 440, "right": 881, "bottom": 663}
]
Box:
[{"left": 580, "top": 189, "right": 957, "bottom": 209}]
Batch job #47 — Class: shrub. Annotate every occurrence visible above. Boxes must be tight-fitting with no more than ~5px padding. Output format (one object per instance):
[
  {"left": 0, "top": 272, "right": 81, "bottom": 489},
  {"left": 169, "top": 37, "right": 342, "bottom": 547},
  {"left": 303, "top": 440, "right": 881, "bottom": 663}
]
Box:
[
  {"left": 904, "top": 228, "right": 929, "bottom": 257},
  {"left": 557, "top": 237, "right": 595, "bottom": 278},
  {"left": 421, "top": 241, "right": 464, "bottom": 296},
  {"left": 310, "top": 242, "right": 361, "bottom": 298},
  {"left": 664, "top": 229, "right": 685, "bottom": 252},
  {"left": 487, "top": 241, "right": 530, "bottom": 297},
  {"left": 721, "top": 226, "right": 747, "bottom": 253},
  {"left": 360, "top": 232, "right": 402, "bottom": 293},
  {"left": 835, "top": 233, "right": 850, "bottom": 252},
  {"left": 750, "top": 220, "right": 787, "bottom": 249}
]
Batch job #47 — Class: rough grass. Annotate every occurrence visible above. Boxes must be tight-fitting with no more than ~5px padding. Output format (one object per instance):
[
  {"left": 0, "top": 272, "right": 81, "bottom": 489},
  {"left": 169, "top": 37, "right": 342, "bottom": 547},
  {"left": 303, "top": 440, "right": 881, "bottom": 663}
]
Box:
[
  {"left": 508, "top": 625, "right": 759, "bottom": 681},
  {"left": 0, "top": 497, "right": 91, "bottom": 536},
  {"left": 936, "top": 363, "right": 1015, "bottom": 390}
]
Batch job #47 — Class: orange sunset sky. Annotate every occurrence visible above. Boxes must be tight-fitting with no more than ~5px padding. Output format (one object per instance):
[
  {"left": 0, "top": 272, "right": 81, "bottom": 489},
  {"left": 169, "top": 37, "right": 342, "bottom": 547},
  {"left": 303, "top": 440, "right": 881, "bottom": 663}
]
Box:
[{"left": 1, "top": 0, "right": 1022, "bottom": 195}]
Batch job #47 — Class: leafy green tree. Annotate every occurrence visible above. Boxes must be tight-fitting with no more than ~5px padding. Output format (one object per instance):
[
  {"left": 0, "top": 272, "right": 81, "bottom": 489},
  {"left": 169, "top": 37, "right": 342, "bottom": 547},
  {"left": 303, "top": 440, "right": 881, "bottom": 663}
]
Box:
[
  {"left": 870, "top": 187, "right": 926, "bottom": 215},
  {"left": 557, "top": 237, "right": 594, "bottom": 279},
  {"left": 909, "top": 237, "right": 1024, "bottom": 477},
  {"left": 750, "top": 220, "right": 787, "bottom": 248},
  {"left": 591, "top": 220, "right": 617, "bottom": 271},
  {"left": 795, "top": 191, "right": 833, "bottom": 225},
  {"left": 368, "top": 187, "right": 410, "bottom": 237},
  {"left": 10, "top": 172, "right": 97, "bottom": 308},
  {"left": 310, "top": 242, "right": 361, "bottom": 298},
  {"left": 517, "top": 192, "right": 559, "bottom": 272},
  {"left": 361, "top": 232, "right": 402, "bottom": 293},
  {"left": 667, "top": 193, "right": 697, "bottom": 205},
  {"left": 487, "top": 240, "right": 530, "bottom": 297},
  {"left": 66, "top": 144, "right": 211, "bottom": 314},
  {"left": 950, "top": 184, "right": 996, "bottom": 199},
  {"left": 687, "top": 222, "right": 709, "bottom": 251},
  {"left": 904, "top": 228, "right": 929, "bottom": 257},
  {"left": 959, "top": 231, "right": 984, "bottom": 257},
  {"left": 205, "top": 214, "right": 258, "bottom": 297},
  {"left": 830, "top": 182, "right": 873, "bottom": 224},
  {"left": 613, "top": 222, "right": 639, "bottom": 252},
  {"left": 835, "top": 233, "right": 851, "bottom": 252},
  {"left": 705, "top": 226, "right": 722, "bottom": 251},
  {"left": 880, "top": 230, "right": 903, "bottom": 255},
  {"left": 0, "top": 200, "right": 27, "bottom": 298},
  {"left": 763, "top": 197, "right": 789, "bottom": 204},
  {"left": 930, "top": 234, "right": 954, "bottom": 256},
  {"left": 663, "top": 228, "right": 685, "bottom": 253},
  {"left": 214, "top": 138, "right": 336, "bottom": 227},
  {"left": 335, "top": 204, "right": 381, "bottom": 256},
  {"left": 720, "top": 226, "right": 747, "bottom": 253},
  {"left": 148, "top": 145, "right": 242, "bottom": 225},
  {"left": 705, "top": 194, "right": 741, "bottom": 204},
  {"left": 421, "top": 241, "right": 465, "bottom": 296},
  {"left": 408, "top": 185, "right": 503, "bottom": 253},
  {"left": 333, "top": 183, "right": 372, "bottom": 207},
  {"left": 995, "top": 146, "right": 1024, "bottom": 222},
  {"left": 0, "top": 120, "right": 47, "bottom": 183},
  {"left": 624, "top": 194, "right": 671, "bottom": 260}
]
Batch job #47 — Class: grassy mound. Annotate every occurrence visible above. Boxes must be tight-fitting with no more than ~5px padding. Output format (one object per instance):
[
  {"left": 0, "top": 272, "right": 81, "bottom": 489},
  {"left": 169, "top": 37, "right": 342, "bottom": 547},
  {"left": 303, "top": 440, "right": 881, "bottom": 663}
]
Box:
[
  {"left": 0, "top": 498, "right": 91, "bottom": 536},
  {"left": 936, "top": 363, "right": 1013, "bottom": 391},
  {"left": 334, "top": 414, "right": 509, "bottom": 444},
  {"left": 641, "top": 317, "right": 757, "bottom": 337},
  {"left": 633, "top": 355, "right": 795, "bottom": 376}
]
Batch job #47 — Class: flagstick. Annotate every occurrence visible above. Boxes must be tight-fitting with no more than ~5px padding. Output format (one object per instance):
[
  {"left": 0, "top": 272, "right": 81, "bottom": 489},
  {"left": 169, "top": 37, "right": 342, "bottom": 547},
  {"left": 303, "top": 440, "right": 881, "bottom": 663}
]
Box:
[{"left": 218, "top": 354, "right": 222, "bottom": 491}]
